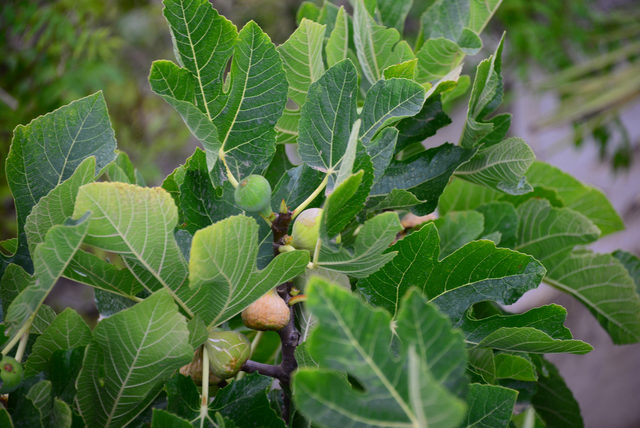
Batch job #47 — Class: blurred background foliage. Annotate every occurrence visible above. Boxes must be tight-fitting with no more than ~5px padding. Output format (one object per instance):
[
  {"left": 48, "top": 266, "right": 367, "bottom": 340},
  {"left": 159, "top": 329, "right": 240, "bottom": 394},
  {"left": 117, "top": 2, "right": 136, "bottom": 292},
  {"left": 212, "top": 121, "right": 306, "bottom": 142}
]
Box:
[{"left": 1, "top": 0, "right": 638, "bottom": 242}]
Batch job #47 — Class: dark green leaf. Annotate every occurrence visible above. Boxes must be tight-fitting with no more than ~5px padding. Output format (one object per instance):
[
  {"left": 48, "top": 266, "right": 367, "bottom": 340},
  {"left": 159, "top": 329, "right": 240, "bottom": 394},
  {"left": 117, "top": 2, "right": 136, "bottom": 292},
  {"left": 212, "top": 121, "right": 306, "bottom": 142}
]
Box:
[
  {"left": 294, "top": 279, "right": 467, "bottom": 427},
  {"left": 433, "top": 211, "right": 484, "bottom": 258},
  {"left": 359, "top": 223, "right": 545, "bottom": 320},
  {"left": 210, "top": 373, "right": 285, "bottom": 428},
  {"left": 3, "top": 92, "right": 116, "bottom": 277},
  {"left": 465, "top": 384, "right": 517, "bottom": 428},
  {"left": 372, "top": 143, "right": 475, "bottom": 215},
  {"left": 531, "top": 356, "right": 584, "bottom": 428},
  {"left": 395, "top": 94, "right": 452, "bottom": 152},
  {"left": 151, "top": 409, "right": 192, "bottom": 428},
  {"left": 298, "top": 59, "right": 358, "bottom": 173}
]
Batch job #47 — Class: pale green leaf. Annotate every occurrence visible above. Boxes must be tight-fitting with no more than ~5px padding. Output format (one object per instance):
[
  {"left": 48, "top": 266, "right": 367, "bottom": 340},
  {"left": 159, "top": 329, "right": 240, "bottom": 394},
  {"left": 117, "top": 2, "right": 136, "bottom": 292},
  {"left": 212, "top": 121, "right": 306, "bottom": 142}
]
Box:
[
  {"left": 359, "top": 78, "right": 425, "bottom": 146},
  {"left": 215, "top": 21, "right": 289, "bottom": 179},
  {"left": 317, "top": 212, "right": 403, "bottom": 278},
  {"left": 514, "top": 199, "right": 600, "bottom": 263},
  {"left": 545, "top": 250, "right": 640, "bottom": 344},
  {"left": 383, "top": 59, "right": 418, "bottom": 80},
  {"left": 353, "top": 0, "right": 414, "bottom": 85},
  {"left": 415, "top": 38, "right": 465, "bottom": 84},
  {"left": 64, "top": 250, "right": 143, "bottom": 298},
  {"left": 334, "top": 120, "right": 362, "bottom": 190},
  {"left": 25, "top": 308, "right": 92, "bottom": 377},
  {"left": 396, "top": 289, "right": 468, "bottom": 396},
  {"left": 438, "top": 178, "right": 500, "bottom": 216},
  {"left": 278, "top": 18, "right": 326, "bottom": 108},
  {"left": 459, "top": 304, "right": 575, "bottom": 343},
  {"left": 24, "top": 157, "right": 95, "bottom": 254},
  {"left": 149, "top": 60, "right": 222, "bottom": 165},
  {"left": 455, "top": 137, "right": 535, "bottom": 195},
  {"left": 161, "top": 0, "right": 288, "bottom": 179},
  {"left": 377, "top": 0, "right": 414, "bottom": 32},
  {"left": 326, "top": 6, "right": 349, "bottom": 67},
  {"left": 526, "top": 161, "right": 624, "bottom": 236},
  {"left": 162, "top": 0, "right": 236, "bottom": 117},
  {"left": 76, "top": 290, "right": 193, "bottom": 428},
  {"left": 475, "top": 327, "right": 592, "bottom": 354},
  {"left": 460, "top": 37, "right": 505, "bottom": 148},
  {"left": 468, "top": 0, "right": 503, "bottom": 34},
  {"left": 72, "top": 183, "right": 192, "bottom": 312},
  {"left": 189, "top": 215, "right": 309, "bottom": 326},
  {"left": 5, "top": 216, "right": 89, "bottom": 336}
]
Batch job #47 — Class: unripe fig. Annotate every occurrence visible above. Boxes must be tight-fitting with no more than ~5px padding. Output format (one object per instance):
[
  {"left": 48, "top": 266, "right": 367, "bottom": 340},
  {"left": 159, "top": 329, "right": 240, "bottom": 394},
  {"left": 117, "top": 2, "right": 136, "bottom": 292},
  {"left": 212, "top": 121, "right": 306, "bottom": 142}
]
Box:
[
  {"left": 291, "top": 208, "right": 322, "bottom": 253},
  {"left": 180, "top": 347, "right": 222, "bottom": 385},
  {"left": 242, "top": 290, "right": 290, "bottom": 331},
  {"left": 234, "top": 175, "right": 272, "bottom": 214},
  {"left": 0, "top": 355, "right": 24, "bottom": 393},
  {"left": 205, "top": 330, "right": 251, "bottom": 379}
]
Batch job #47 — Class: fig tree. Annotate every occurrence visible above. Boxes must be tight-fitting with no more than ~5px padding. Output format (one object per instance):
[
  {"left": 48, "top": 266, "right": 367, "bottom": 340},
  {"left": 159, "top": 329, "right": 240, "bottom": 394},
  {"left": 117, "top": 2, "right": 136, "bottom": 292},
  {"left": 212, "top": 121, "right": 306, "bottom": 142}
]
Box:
[
  {"left": 242, "top": 290, "right": 290, "bottom": 331},
  {"left": 234, "top": 174, "right": 272, "bottom": 215},
  {"left": 205, "top": 330, "right": 251, "bottom": 379},
  {"left": 0, "top": 355, "right": 23, "bottom": 393},
  {"left": 291, "top": 208, "right": 322, "bottom": 253}
]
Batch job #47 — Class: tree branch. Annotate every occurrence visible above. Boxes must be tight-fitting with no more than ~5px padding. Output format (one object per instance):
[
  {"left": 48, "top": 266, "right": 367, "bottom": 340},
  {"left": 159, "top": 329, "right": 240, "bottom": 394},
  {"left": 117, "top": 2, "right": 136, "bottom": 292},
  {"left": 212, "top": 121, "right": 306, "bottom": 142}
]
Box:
[{"left": 241, "top": 360, "right": 285, "bottom": 379}]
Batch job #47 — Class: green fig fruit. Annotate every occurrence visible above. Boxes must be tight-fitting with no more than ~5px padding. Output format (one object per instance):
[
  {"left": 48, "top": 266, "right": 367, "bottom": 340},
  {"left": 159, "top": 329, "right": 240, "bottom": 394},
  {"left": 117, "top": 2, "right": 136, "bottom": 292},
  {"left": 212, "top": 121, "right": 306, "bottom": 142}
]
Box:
[
  {"left": 291, "top": 208, "right": 322, "bottom": 253},
  {"left": 0, "top": 355, "right": 24, "bottom": 393},
  {"left": 180, "top": 347, "right": 222, "bottom": 385},
  {"left": 205, "top": 330, "right": 251, "bottom": 379},
  {"left": 242, "top": 290, "right": 290, "bottom": 331},
  {"left": 234, "top": 175, "right": 272, "bottom": 214}
]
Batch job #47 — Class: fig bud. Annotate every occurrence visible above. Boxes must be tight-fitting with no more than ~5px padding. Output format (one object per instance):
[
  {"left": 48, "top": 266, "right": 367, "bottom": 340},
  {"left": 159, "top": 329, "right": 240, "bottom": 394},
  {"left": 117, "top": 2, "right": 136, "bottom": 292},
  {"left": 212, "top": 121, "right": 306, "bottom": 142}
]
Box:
[
  {"left": 0, "top": 355, "right": 24, "bottom": 393},
  {"left": 234, "top": 175, "right": 272, "bottom": 214},
  {"left": 291, "top": 208, "right": 322, "bottom": 253},
  {"left": 205, "top": 330, "right": 251, "bottom": 379},
  {"left": 242, "top": 290, "right": 290, "bottom": 331}
]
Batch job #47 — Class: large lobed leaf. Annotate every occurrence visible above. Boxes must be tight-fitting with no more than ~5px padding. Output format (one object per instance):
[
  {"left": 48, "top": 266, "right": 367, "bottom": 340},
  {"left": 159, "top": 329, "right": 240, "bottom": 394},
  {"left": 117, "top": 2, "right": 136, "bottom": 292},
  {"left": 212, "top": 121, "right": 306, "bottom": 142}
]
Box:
[
  {"left": 5, "top": 217, "right": 89, "bottom": 336},
  {"left": 189, "top": 215, "right": 309, "bottom": 326},
  {"left": 73, "top": 183, "right": 190, "bottom": 301},
  {"left": 25, "top": 308, "right": 92, "bottom": 377},
  {"left": 359, "top": 223, "right": 546, "bottom": 320},
  {"left": 155, "top": 0, "right": 288, "bottom": 179},
  {"left": 76, "top": 290, "right": 193, "bottom": 428},
  {"left": 3, "top": 92, "right": 115, "bottom": 277},
  {"left": 294, "top": 279, "right": 467, "bottom": 428}
]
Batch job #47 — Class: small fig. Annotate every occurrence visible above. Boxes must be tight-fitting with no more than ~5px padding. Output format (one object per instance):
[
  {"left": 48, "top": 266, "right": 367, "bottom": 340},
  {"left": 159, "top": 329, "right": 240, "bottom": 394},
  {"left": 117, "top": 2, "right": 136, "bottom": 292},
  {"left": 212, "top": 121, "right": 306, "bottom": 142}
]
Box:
[
  {"left": 242, "top": 290, "right": 290, "bottom": 331},
  {"left": 0, "top": 355, "right": 24, "bottom": 393},
  {"left": 291, "top": 208, "right": 322, "bottom": 253},
  {"left": 205, "top": 330, "right": 251, "bottom": 379},
  {"left": 234, "top": 175, "right": 272, "bottom": 214}
]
